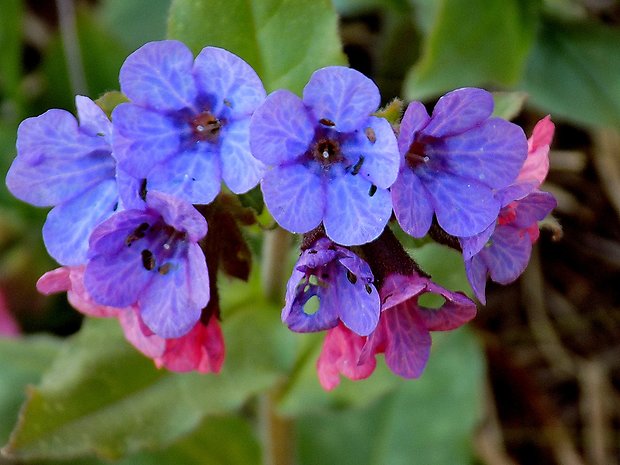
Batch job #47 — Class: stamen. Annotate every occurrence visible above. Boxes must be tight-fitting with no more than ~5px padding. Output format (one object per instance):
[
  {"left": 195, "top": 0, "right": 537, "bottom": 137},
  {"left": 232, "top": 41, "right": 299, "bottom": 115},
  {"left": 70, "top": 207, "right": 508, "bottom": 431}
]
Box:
[{"left": 141, "top": 249, "right": 155, "bottom": 271}]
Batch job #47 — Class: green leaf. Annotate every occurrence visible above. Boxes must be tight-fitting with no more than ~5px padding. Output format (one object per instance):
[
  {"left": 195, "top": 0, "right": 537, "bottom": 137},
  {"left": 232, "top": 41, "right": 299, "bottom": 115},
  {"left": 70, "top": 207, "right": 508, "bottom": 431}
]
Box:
[
  {"left": 167, "top": 0, "right": 347, "bottom": 94},
  {"left": 0, "top": 336, "right": 62, "bottom": 445},
  {"left": 0, "top": 0, "right": 23, "bottom": 108},
  {"left": 4, "top": 293, "right": 292, "bottom": 461},
  {"left": 99, "top": 0, "right": 170, "bottom": 51},
  {"left": 297, "top": 328, "right": 485, "bottom": 465},
  {"left": 521, "top": 18, "right": 620, "bottom": 128},
  {"left": 492, "top": 91, "right": 528, "bottom": 120},
  {"left": 404, "top": 0, "right": 541, "bottom": 100}
]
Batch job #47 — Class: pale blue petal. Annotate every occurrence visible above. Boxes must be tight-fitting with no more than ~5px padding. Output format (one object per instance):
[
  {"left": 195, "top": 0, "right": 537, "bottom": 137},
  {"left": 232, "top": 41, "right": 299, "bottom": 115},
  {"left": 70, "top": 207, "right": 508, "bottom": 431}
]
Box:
[
  {"left": 220, "top": 119, "right": 266, "bottom": 194},
  {"left": 112, "top": 103, "right": 182, "bottom": 177},
  {"left": 75, "top": 95, "right": 112, "bottom": 141},
  {"left": 250, "top": 90, "right": 315, "bottom": 165},
  {"left": 324, "top": 174, "right": 392, "bottom": 246},
  {"left": 303, "top": 66, "right": 380, "bottom": 133},
  {"left": 193, "top": 46, "right": 265, "bottom": 117},
  {"left": 146, "top": 191, "right": 207, "bottom": 241},
  {"left": 342, "top": 116, "right": 399, "bottom": 189},
  {"left": 398, "top": 101, "right": 430, "bottom": 155},
  {"left": 333, "top": 268, "right": 380, "bottom": 336},
  {"left": 119, "top": 40, "right": 197, "bottom": 112},
  {"left": 42, "top": 180, "right": 118, "bottom": 265},
  {"left": 8, "top": 110, "right": 113, "bottom": 206},
  {"left": 261, "top": 164, "right": 324, "bottom": 234},
  {"left": 146, "top": 144, "right": 221, "bottom": 205}
]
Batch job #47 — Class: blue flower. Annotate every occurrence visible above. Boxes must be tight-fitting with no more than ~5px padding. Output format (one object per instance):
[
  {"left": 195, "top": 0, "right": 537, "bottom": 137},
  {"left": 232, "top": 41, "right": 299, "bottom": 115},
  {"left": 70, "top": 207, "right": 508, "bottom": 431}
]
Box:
[
  {"left": 113, "top": 40, "right": 266, "bottom": 205},
  {"left": 392, "top": 88, "right": 528, "bottom": 238},
  {"left": 84, "top": 191, "right": 209, "bottom": 338},
  {"left": 282, "top": 237, "right": 380, "bottom": 336},
  {"left": 250, "top": 66, "right": 400, "bottom": 246},
  {"left": 6, "top": 96, "right": 119, "bottom": 265}
]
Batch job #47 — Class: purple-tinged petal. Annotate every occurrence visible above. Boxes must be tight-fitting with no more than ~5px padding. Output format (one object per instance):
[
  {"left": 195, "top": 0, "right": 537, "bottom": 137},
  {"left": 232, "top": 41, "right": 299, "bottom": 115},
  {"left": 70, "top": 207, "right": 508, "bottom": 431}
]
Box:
[
  {"left": 220, "top": 119, "right": 266, "bottom": 194},
  {"left": 338, "top": 252, "right": 374, "bottom": 282},
  {"left": 84, "top": 240, "right": 153, "bottom": 308},
  {"left": 283, "top": 284, "right": 340, "bottom": 333},
  {"left": 42, "top": 180, "right": 118, "bottom": 265},
  {"left": 112, "top": 103, "right": 181, "bottom": 177},
  {"left": 379, "top": 273, "right": 427, "bottom": 310},
  {"left": 342, "top": 116, "right": 399, "bottom": 189},
  {"left": 303, "top": 67, "right": 380, "bottom": 133},
  {"left": 324, "top": 174, "right": 392, "bottom": 246},
  {"left": 116, "top": 168, "right": 145, "bottom": 210},
  {"left": 484, "top": 226, "right": 532, "bottom": 284},
  {"left": 459, "top": 221, "right": 496, "bottom": 260},
  {"left": 250, "top": 90, "right": 315, "bottom": 165},
  {"left": 88, "top": 210, "right": 153, "bottom": 257},
  {"left": 398, "top": 101, "right": 430, "bottom": 155},
  {"left": 8, "top": 110, "right": 113, "bottom": 206},
  {"left": 512, "top": 191, "right": 556, "bottom": 228},
  {"left": 185, "top": 243, "right": 210, "bottom": 310},
  {"left": 317, "top": 324, "right": 376, "bottom": 391},
  {"left": 465, "top": 256, "right": 488, "bottom": 304},
  {"left": 391, "top": 167, "right": 434, "bottom": 238},
  {"left": 496, "top": 181, "right": 536, "bottom": 207},
  {"left": 370, "top": 305, "right": 432, "bottom": 378},
  {"left": 138, "top": 260, "right": 202, "bottom": 339},
  {"left": 146, "top": 144, "right": 221, "bottom": 206},
  {"left": 418, "top": 282, "right": 477, "bottom": 331},
  {"left": 146, "top": 192, "right": 207, "bottom": 241},
  {"left": 193, "top": 46, "right": 266, "bottom": 117},
  {"left": 421, "top": 170, "right": 499, "bottom": 237},
  {"left": 261, "top": 164, "right": 324, "bottom": 234},
  {"left": 323, "top": 267, "right": 379, "bottom": 336},
  {"left": 422, "top": 88, "right": 494, "bottom": 138},
  {"left": 75, "top": 95, "right": 112, "bottom": 140},
  {"left": 119, "top": 40, "right": 197, "bottom": 112},
  {"left": 427, "top": 118, "right": 527, "bottom": 189}
]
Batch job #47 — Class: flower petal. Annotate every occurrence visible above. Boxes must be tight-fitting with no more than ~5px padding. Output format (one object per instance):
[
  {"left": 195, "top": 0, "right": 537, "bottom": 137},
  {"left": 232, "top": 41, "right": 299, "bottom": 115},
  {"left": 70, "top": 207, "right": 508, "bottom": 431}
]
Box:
[
  {"left": 342, "top": 116, "right": 399, "bottom": 189},
  {"left": 465, "top": 256, "right": 488, "bottom": 304},
  {"left": 146, "top": 144, "right": 222, "bottom": 206},
  {"left": 119, "top": 40, "right": 197, "bottom": 112},
  {"left": 250, "top": 90, "right": 315, "bottom": 165},
  {"left": 112, "top": 103, "right": 182, "bottom": 177},
  {"left": 8, "top": 110, "right": 113, "bottom": 206},
  {"left": 421, "top": 170, "right": 499, "bottom": 237},
  {"left": 220, "top": 119, "right": 266, "bottom": 194},
  {"left": 324, "top": 174, "right": 392, "bottom": 246},
  {"left": 392, "top": 167, "right": 434, "bottom": 238},
  {"left": 518, "top": 115, "right": 554, "bottom": 186},
  {"left": 427, "top": 118, "right": 527, "bottom": 189},
  {"left": 146, "top": 192, "right": 208, "bottom": 242},
  {"left": 303, "top": 66, "right": 380, "bottom": 133},
  {"left": 422, "top": 87, "right": 494, "bottom": 138},
  {"left": 261, "top": 164, "right": 324, "bottom": 234},
  {"left": 329, "top": 267, "right": 380, "bottom": 336},
  {"left": 193, "top": 46, "right": 265, "bottom": 117},
  {"left": 398, "top": 101, "right": 431, "bottom": 155},
  {"left": 42, "top": 180, "right": 118, "bottom": 265},
  {"left": 459, "top": 221, "right": 496, "bottom": 260},
  {"left": 418, "top": 281, "right": 477, "bottom": 331},
  {"left": 512, "top": 191, "right": 556, "bottom": 228},
  {"left": 483, "top": 225, "right": 532, "bottom": 285},
  {"left": 75, "top": 95, "right": 112, "bottom": 140}
]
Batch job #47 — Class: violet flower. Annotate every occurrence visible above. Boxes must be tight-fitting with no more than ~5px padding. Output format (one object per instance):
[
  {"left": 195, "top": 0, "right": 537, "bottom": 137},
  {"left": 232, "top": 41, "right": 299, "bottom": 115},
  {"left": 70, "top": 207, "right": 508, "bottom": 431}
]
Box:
[
  {"left": 113, "top": 40, "right": 266, "bottom": 205},
  {"left": 392, "top": 88, "right": 528, "bottom": 238},
  {"left": 461, "top": 117, "right": 557, "bottom": 303},
  {"left": 282, "top": 237, "right": 380, "bottom": 336},
  {"left": 6, "top": 96, "right": 119, "bottom": 265},
  {"left": 83, "top": 191, "right": 209, "bottom": 338},
  {"left": 250, "top": 66, "right": 400, "bottom": 246}
]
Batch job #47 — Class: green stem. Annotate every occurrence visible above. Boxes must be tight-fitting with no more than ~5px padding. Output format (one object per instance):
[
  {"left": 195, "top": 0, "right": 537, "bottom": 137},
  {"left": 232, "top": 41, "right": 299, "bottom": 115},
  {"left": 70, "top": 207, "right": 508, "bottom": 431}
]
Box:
[{"left": 259, "top": 227, "right": 295, "bottom": 465}]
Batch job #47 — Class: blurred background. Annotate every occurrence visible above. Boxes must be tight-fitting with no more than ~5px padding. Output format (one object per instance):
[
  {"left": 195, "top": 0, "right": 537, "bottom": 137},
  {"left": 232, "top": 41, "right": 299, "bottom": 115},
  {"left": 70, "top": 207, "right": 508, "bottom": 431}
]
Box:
[{"left": 0, "top": 1, "right": 619, "bottom": 464}]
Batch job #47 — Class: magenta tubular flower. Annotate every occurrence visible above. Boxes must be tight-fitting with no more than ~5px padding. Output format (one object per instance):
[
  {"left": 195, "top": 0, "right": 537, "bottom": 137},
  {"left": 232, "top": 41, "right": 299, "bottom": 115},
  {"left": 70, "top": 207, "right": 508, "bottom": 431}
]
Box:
[
  {"left": 84, "top": 191, "right": 209, "bottom": 338},
  {"left": 6, "top": 96, "right": 119, "bottom": 265},
  {"left": 113, "top": 40, "right": 266, "bottom": 205},
  {"left": 461, "top": 117, "right": 557, "bottom": 303},
  {"left": 392, "top": 88, "right": 528, "bottom": 238},
  {"left": 250, "top": 66, "right": 400, "bottom": 246},
  {"left": 359, "top": 273, "right": 477, "bottom": 379},
  {"left": 282, "top": 237, "right": 380, "bottom": 336},
  {"left": 38, "top": 266, "right": 224, "bottom": 373}
]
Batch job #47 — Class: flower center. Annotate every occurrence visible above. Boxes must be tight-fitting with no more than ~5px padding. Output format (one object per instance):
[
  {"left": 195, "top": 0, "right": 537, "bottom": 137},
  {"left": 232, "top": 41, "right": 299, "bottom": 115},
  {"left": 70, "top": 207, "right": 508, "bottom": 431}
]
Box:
[
  {"left": 405, "top": 140, "right": 429, "bottom": 168},
  {"left": 313, "top": 138, "right": 342, "bottom": 166},
  {"left": 190, "top": 110, "right": 222, "bottom": 142}
]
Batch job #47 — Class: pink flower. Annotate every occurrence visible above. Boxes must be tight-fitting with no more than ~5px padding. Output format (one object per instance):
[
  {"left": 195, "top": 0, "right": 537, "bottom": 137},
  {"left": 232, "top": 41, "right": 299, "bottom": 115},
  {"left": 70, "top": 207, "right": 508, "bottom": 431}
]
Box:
[{"left": 37, "top": 266, "right": 224, "bottom": 373}]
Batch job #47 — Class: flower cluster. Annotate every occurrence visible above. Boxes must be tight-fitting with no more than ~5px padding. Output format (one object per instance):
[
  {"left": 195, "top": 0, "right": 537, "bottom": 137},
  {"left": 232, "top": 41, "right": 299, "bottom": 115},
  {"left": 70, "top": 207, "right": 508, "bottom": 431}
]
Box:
[{"left": 5, "top": 39, "right": 556, "bottom": 386}]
